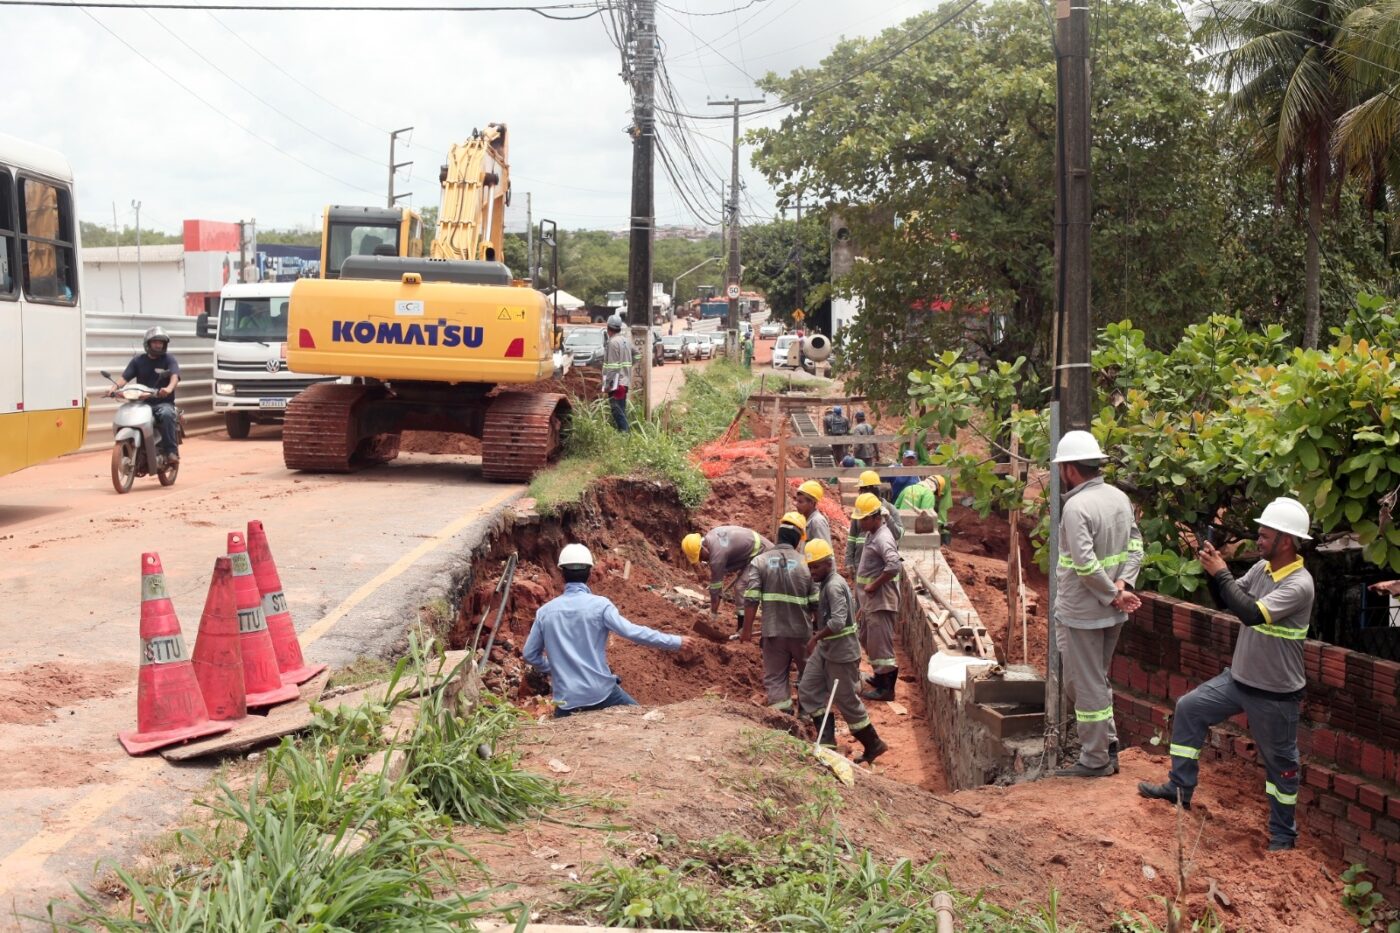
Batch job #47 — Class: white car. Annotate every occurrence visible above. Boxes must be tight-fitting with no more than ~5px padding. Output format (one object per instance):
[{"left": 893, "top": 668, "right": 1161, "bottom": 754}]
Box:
[
  {"left": 759, "top": 321, "right": 784, "bottom": 338},
  {"left": 772, "top": 334, "right": 798, "bottom": 368},
  {"left": 706, "top": 333, "right": 727, "bottom": 356},
  {"left": 681, "top": 334, "right": 709, "bottom": 360}
]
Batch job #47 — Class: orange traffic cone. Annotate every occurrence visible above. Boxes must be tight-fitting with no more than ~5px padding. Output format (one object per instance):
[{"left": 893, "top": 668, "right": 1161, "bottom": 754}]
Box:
[
  {"left": 227, "top": 531, "right": 299, "bottom": 708},
  {"left": 118, "top": 553, "right": 232, "bottom": 755},
  {"left": 247, "top": 520, "right": 326, "bottom": 684},
  {"left": 190, "top": 556, "right": 246, "bottom": 721}
]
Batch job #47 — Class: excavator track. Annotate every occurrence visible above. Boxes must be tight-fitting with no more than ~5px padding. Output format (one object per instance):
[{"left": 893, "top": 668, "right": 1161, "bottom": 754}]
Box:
[
  {"left": 282, "top": 382, "right": 400, "bottom": 473},
  {"left": 480, "top": 391, "right": 569, "bottom": 482}
]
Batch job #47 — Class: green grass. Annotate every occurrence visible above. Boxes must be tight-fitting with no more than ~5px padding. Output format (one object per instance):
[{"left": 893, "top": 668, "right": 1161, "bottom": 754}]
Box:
[
  {"left": 325, "top": 656, "right": 392, "bottom": 692},
  {"left": 528, "top": 361, "right": 756, "bottom": 514}
]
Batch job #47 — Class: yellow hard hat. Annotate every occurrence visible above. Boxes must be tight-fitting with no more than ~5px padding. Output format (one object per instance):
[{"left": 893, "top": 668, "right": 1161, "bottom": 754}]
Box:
[
  {"left": 852, "top": 492, "right": 883, "bottom": 520},
  {"left": 804, "top": 538, "right": 834, "bottom": 565},
  {"left": 858, "top": 470, "right": 882, "bottom": 489},
  {"left": 928, "top": 474, "right": 947, "bottom": 495},
  {"left": 797, "top": 480, "right": 824, "bottom": 502},
  {"left": 681, "top": 533, "right": 703, "bottom": 564},
  {"left": 780, "top": 511, "right": 808, "bottom": 534}
]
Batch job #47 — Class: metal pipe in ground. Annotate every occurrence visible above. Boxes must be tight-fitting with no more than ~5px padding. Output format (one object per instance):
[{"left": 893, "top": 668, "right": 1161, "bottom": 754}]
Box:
[
  {"left": 933, "top": 891, "right": 957, "bottom": 933},
  {"left": 478, "top": 553, "right": 518, "bottom": 673}
]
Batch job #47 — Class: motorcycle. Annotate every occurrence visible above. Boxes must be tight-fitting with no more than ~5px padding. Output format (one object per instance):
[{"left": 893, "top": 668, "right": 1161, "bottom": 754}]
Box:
[
  {"left": 101, "top": 371, "right": 185, "bottom": 494},
  {"left": 653, "top": 336, "right": 665, "bottom": 367}
]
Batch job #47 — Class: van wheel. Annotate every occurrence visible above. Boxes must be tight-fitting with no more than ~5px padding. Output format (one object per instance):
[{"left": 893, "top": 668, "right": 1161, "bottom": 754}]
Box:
[{"left": 225, "top": 412, "right": 252, "bottom": 439}]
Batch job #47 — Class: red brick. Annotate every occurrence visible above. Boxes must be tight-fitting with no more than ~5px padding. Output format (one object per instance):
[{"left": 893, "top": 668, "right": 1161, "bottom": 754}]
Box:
[
  {"left": 1111, "top": 656, "right": 1131, "bottom": 685},
  {"left": 1168, "top": 674, "right": 1190, "bottom": 701},
  {"left": 1391, "top": 795, "right": 1400, "bottom": 820},
  {"left": 1362, "top": 743, "right": 1387, "bottom": 781},
  {"left": 1377, "top": 816, "right": 1400, "bottom": 842},
  {"left": 1362, "top": 830, "right": 1388, "bottom": 858},
  {"left": 1339, "top": 821, "right": 1362, "bottom": 845},
  {"left": 1151, "top": 706, "right": 1171, "bottom": 728},
  {"left": 1320, "top": 793, "right": 1348, "bottom": 817},
  {"left": 1129, "top": 666, "right": 1150, "bottom": 694},
  {"left": 1305, "top": 764, "right": 1334, "bottom": 790},
  {"left": 1232, "top": 736, "right": 1257, "bottom": 761},
  {"left": 1339, "top": 735, "right": 1364, "bottom": 772},
  {"left": 1311, "top": 727, "right": 1338, "bottom": 760},
  {"left": 1149, "top": 671, "right": 1169, "bottom": 699},
  {"left": 1309, "top": 812, "right": 1334, "bottom": 837},
  {"left": 1358, "top": 783, "right": 1387, "bottom": 813},
  {"left": 1229, "top": 712, "right": 1249, "bottom": 730},
  {"left": 1350, "top": 805, "right": 1375, "bottom": 831},
  {"left": 1389, "top": 842, "right": 1400, "bottom": 864},
  {"left": 1335, "top": 773, "right": 1363, "bottom": 801},
  {"left": 1298, "top": 786, "right": 1316, "bottom": 807}
]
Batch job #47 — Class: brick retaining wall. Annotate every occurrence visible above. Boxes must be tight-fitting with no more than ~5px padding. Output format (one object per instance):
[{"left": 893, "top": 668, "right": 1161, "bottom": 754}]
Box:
[{"left": 1113, "top": 591, "right": 1400, "bottom": 897}]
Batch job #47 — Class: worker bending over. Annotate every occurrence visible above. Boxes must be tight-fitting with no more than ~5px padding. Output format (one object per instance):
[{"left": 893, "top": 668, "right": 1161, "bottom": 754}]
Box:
[
  {"left": 895, "top": 473, "right": 951, "bottom": 525},
  {"left": 683, "top": 526, "right": 773, "bottom": 631},
  {"left": 740, "top": 513, "right": 819, "bottom": 713},
  {"left": 798, "top": 539, "right": 887, "bottom": 763},
  {"left": 524, "top": 544, "right": 694, "bottom": 718},
  {"left": 793, "top": 480, "right": 832, "bottom": 545},
  {"left": 1140, "top": 497, "right": 1316, "bottom": 851},
  {"left": 1052, "top": 430, "right": 1143, "bottom": 778},
  {"left": 846, "top": 470, "right": 904, "bottom": 571},
  {"left": 852, "top": 493, "right": 903, "bottom": 702}
]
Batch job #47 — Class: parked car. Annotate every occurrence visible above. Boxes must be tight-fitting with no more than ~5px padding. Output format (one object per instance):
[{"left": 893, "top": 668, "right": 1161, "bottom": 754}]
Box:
[
  {"left": 563, "top": 327, "right": 607, "bottom": 368},
  {"left": 706, "top": 333, "right": 728, "bottom": 357},
  {"left": 772, "top": 334, "right": 798, "bottom": 368},
  {"left": 759, "top": 321, "right": 784, "bottom": 338},
  {"left": 659, "top": 335, "right": 687, "bottom": 361},
  {"left": 682, "top": 334, "right": 710, "bottom": 360}
]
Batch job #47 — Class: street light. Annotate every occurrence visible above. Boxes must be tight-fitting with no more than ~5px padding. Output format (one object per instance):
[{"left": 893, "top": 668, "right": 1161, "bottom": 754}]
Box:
[{"left": 672, "top": 256, "right": 722, "bottom": 308}]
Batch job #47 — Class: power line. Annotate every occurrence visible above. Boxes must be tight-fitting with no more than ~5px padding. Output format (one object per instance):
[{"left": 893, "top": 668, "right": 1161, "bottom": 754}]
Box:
[
  {"left": 7, "top": 0, "right": 606, "bottom": 13},
  {"left": 656, "top": 0, "right": 763, "bottom": 16}
]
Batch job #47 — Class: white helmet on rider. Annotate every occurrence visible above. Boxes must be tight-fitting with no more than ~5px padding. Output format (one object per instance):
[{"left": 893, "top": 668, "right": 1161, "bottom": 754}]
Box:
[{"left": 143, "top": 326, "right": 171, "bottom": 355}]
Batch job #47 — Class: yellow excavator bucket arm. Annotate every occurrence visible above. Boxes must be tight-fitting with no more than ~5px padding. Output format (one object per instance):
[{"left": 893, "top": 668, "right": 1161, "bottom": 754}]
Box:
[{"left": 431, "top": 123, "right": 510, "bottom": 263}]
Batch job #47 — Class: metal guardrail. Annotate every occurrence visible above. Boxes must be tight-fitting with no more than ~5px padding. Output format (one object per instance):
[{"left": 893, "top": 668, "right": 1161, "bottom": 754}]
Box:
[{"left": 81, "top": 313, "right": 219, "bottom": 451}]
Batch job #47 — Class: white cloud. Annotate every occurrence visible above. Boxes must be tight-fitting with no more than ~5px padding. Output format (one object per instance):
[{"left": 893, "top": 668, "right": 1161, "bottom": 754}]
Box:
[{"left": 2, "top": 0, "right": 935, "bottom": 234}]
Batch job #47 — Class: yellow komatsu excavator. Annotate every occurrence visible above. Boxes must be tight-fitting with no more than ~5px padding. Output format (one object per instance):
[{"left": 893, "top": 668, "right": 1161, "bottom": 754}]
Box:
[{"left": 282, "top": 123, "right": 568, "bottom": 481}]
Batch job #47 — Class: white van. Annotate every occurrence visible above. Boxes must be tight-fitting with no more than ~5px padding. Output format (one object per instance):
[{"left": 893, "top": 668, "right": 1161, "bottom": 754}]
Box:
[{"left": 198, "top": 282, "right": 334, "bottom": 437}]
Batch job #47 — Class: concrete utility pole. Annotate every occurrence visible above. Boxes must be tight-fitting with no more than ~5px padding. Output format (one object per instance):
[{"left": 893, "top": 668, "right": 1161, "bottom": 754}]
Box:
[
  {"left": 710, "top": 96, "right": 764, "bottom": 358},
  {"left": 782, "top": 193, "right": 815, "bottom": 321},
  {"left": 112, "top": 202, "right": 126, "bottom": 314},
  {"left": 525, "top": 192, "right": 534, "bottom": 284},
  {"left": 626, "top": 0, "right": 657, "bottom": 413},
  {"left": 388, "top": 127, "right": 414, "bottom": 208},
  {"left": 131, "top": 200, "right": 143, "bottom": 313},
  {"left": 1046, "top": 0, "right": 1094, "bottom": 769}
]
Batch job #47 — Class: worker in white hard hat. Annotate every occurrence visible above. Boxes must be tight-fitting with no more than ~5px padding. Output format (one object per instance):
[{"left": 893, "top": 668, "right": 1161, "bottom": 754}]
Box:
[
  {"left": 682, "top": 526, "right": 773, "bottom": 631},
  {"left": 523, "top": 543, "right": 696, "bottom": 717},
  {"left": 602, "top": 315, "right": 632, "bottom": 432},
  {"left": 1140, "top": 496, "right": 1316, "bottom": 851},
  {"left": 792, "top": 480, "right": 832, "bottom": 545},
  {"left": 1051, "top": 429, "right": 1144, "bottom": 778}
]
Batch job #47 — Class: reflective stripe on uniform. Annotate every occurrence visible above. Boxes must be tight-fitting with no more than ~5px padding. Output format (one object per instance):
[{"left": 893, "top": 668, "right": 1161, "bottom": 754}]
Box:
[
  {"left": 868, "top": 657, "right": 896, "bottom": 668},
  {"left": 1254, "top": 622, "right": 1307, "bottom": 640},
  {"left": 602, "top": 362, "right": 630, "bottom": 370},
  {"left": 849, "top": 535, "right": 866, "bottom": 546},
  {"left": 855, "top": 574, "right": 901, "bottom": 585},
  {"left": 848, "top": 717, "right": 871, "bottom": 731},
  {"left": 1058, "top": 540, "right": 1143, "bottom": 576},
  {"left": 757, "top": 592, "right": 819, "bottom": 606},
  {"left": 709, "top": 582, "right": 724, "bottom": 590},
  {"left": 744, "top": 589, "right": 761, "bottom": 600},
  {"left": 1075, "top": 705, "right": 1114, "bottom": 723},
  {"left": 770, "top": 698, "right": 793, "bottom": 711},
  {"left": 1169, "top": 743, "right": 1201, "bottom": 760},
  {"left": 822, "top": 624, "right": 858, "bottom": 641},
  {"left": 1266, "top": 781, "right": 1298, "bottom": 806},
  {"left": 750, "top": 532, "right": 764, "bottom": 557}
]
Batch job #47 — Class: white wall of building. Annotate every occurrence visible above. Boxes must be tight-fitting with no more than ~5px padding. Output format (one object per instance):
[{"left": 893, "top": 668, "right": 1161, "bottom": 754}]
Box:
[{"left": 82, "top": 245, "right": 186, "bottom": 316}]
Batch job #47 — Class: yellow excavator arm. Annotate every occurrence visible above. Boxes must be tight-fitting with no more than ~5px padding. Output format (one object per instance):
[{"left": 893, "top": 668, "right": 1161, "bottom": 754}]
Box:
[{"left": 431, "top": 123, "right": 510, "bottom": 263}]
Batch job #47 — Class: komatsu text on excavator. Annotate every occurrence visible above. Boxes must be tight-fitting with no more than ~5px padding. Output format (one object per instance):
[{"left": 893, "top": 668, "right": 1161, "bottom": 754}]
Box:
[{"left": 283, "top": 123, "right": 568, "bottom": 481}]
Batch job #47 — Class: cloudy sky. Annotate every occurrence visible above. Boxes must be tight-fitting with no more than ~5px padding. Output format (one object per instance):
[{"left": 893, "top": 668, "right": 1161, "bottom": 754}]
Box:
[{"left": 3, "top": 0, "right": 934, "bottom": 236}]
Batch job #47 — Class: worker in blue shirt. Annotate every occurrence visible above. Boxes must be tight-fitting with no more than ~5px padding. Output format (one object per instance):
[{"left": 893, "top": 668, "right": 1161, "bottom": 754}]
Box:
[
  {"left": 885, "top": 449, "right": 920, "bottom": 503},
  {"left": 524, "top": 543, "right": 697, "bottom": 717}
]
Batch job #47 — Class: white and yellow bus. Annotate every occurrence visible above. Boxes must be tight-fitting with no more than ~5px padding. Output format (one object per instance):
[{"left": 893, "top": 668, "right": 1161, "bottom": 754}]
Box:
[{"left": 0, "top": 133, "right": 86, "bottom": 477}]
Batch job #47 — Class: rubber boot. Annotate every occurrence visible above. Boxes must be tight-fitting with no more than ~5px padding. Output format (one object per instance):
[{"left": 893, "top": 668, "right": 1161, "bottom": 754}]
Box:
[
  {"left": 1138, "top": 780, "right": 1192, "bottom": 810},
  {"left": 1109, "top": 740, "right": 1120, "bottom": 775},
  {"left": 811, "top": 716, "right": 837, "bottom": 749},
  {"left": 851, "top": 724, "right": 888, "bottom": 764},
  {"left": 860, "top": 669, "right": 896, "bottom": 702}
]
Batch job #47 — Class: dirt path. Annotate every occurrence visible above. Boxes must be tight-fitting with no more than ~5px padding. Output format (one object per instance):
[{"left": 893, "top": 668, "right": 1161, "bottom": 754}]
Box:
[{"left": 0, "top": 433, "right": 522, "bottom": 922}]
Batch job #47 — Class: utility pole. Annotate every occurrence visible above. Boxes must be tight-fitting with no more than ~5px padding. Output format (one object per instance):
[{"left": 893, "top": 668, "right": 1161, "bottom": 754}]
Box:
[
  {"left": 525, "top": 192, "right": 534, "bottom": 284},
  {"left": 1045, "top": 0, "right": 1094, "bottom": 771},
  {"left": 709, "top": 96, "right": 764, "bottom": 358},
  {"left": 782, "top": 192, "right": 814, "bottom": 322},
  {"left": 388, "top": 127, "right": 414, "bottom": 208},
  {"left": 626, "top": 0, "right": 656, "bottom": 413},
  {"left": 131, "top": 200, "right": 144, "bottom": 313},
  {"left": 112, "top": 202, "right": 126, "bottom": 314}
]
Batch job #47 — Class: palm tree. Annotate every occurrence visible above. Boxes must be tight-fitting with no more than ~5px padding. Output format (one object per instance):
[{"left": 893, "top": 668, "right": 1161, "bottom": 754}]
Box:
[{"left": 1197, "top": 0, "right": 1360, "bottom": 348}]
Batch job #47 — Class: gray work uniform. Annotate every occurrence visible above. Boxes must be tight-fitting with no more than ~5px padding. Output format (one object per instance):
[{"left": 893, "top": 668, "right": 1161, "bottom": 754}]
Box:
[
  {"left": 798, "top": 571, "right": 870, "bottom": 731},
  {"left": 1168, "top": 558, "right": 1314, "bottom": 843},
  {"left": 854, "top": 521, "right": 902, "bottom": 674},
  {"left": 703, "top": 526, "right": 771, "bottom": 618},
  {"left": 602, "top": 332, "right": 633, "bottom": 392},
  {"left": 851, "top": 422, "right": 878, "bottom": 464},
  {"left": 804, "top": 510, "right": 832, "bottom": 546},
  {"left": 743, "top": 543, "right": 819, "bottom": 710},
  {"left": 845, "top": 499, "right": 903, "bottom": 570},
  {"left": 1054, "top": 476, "right": 1143, "bottom": 770}
]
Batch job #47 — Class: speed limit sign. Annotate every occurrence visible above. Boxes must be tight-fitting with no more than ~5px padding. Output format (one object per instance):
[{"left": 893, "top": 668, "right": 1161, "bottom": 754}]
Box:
[{"left": 726, "top": 283, "right": 740, "bottom": 299}]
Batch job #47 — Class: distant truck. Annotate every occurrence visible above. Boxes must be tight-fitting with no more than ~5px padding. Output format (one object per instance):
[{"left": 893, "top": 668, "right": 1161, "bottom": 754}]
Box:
[{"left": 197, "top": 283, "right": 336, "bottom": 438}]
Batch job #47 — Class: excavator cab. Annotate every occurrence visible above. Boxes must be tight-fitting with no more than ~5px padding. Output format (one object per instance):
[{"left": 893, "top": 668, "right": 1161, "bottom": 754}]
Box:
[{"left": 318, "top": 205, "right": 422, "bottom": 278}]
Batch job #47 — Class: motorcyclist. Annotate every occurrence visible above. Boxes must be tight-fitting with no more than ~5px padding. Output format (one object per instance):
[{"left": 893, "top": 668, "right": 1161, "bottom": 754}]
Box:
[{"left": 111, "top": 327, "right": 182, "bottom": 464}]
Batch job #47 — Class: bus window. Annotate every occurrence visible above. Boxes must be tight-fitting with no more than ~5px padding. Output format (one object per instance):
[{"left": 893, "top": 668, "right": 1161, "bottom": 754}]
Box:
[
  {"left": 0, "top": 170, "right": 16, "bottom": 299},
  {"left": 18, "top": 176, "right": 76, "bottom": 304}
]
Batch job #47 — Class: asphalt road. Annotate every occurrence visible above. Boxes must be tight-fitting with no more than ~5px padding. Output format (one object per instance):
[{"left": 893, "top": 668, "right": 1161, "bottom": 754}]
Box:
[{"left": 0, "top": 431, "right": 521, "bottom": 923}]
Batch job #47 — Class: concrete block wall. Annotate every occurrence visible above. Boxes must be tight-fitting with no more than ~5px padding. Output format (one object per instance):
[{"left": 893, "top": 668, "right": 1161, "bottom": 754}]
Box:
[{"left": 1112, "top": 591, "right": 1400, "bottom": 898}]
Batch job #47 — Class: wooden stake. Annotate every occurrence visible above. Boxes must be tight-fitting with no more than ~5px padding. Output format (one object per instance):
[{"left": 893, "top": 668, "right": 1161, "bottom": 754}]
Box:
[
  {"left": 772, "top": 434, "right": 788, "bottom": 533},
  {"left": 1006, "top": 405, "right": 1023, "bottom": 665}
]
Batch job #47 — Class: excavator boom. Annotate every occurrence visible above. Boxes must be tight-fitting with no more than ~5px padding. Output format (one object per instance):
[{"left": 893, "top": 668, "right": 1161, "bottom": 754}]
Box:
[{"left": 431, "top": 123, "right": 510, "bottom": 263}]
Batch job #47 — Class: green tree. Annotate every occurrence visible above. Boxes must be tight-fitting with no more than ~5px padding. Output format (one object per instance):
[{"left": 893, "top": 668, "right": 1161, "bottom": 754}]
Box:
[
  {"left": 1197, "top": 0, "right": 1361, "bottom": 349},
  {"left": 750, "top": 0, "right": 1235, "bottom": 402},
  {"left": 79, "top": 221, "right": 180, "bottom": 248},
  {"left": 740, "top": 217, "right": 831, "bottom": 322}
]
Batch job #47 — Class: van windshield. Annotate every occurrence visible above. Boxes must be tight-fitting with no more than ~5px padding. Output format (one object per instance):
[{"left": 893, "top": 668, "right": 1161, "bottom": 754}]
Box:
[{"left": 219, "top": 296, "right": 289, "bottom": 342}]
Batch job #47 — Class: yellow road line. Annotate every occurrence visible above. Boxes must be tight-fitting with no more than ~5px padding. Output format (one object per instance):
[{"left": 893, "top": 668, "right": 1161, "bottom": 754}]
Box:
[
  {"left": 0, "top": 487, "right": 520, "bottom": 893},
  {"left": 297, "top": 485, "right": 519, "bottom": 648}
]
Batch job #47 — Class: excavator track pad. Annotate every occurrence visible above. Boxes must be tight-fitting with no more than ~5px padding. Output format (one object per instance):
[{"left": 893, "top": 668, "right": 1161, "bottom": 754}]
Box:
[
  {"left": 282, "top": 382, "right": 400, "bottom": 473},
  {"left": 481, "top": 392, "right": 569, "bottom": 482}
]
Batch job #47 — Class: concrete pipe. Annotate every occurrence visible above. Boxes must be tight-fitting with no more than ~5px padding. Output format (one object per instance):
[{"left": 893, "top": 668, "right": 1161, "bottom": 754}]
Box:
[{"left": 933, "top": 891, "right": 957, "bottom": 933}]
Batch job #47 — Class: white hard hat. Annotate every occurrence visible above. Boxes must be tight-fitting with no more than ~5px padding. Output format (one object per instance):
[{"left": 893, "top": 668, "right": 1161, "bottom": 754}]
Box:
[
  {"left": 557, "top": 543, "right": 595, "bottom": 568},
  {"left": 1052, "top": 430, "right": 1106, "bottom": 464},
  {"left": 1256, "top": 497, "right": 1312, "bottom": 541}
]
